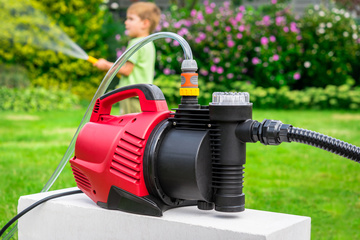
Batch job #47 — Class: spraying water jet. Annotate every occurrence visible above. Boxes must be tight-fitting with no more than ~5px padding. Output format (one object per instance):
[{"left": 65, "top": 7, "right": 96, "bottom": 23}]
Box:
[{"left": 0, "top": 0, "right": 98, "bottom": 65}]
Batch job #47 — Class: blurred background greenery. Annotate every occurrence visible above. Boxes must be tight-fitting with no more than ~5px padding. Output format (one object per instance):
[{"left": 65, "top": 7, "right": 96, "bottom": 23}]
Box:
[{"left": 1, "top": 0, "right": 360, "bottom": 109}]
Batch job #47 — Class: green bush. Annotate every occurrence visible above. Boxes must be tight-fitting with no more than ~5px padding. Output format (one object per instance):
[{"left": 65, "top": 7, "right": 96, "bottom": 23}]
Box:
[
  {"left": 0, "top": 0, "right": 114, "bottom": 100},
  {"left": 0, "top": 87, "right": 79, "bottom": 112},
  {"left": 154, "top": 75, "right": 181, "bottom": 107},
  {"left": 239, "top": 83, "right": 360, "bottom": 110},
  {"left": 298, "top": 5, "right": 360, "bottom": 88},
  {"left": 155, "top": 74, "right": 360, "bottom": 110},
  {"left": 0, "top": 64, "right": 30, "bottom": 88}
]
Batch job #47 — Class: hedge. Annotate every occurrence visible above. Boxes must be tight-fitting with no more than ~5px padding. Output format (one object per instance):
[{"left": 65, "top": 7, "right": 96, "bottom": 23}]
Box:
[
  {"left": 0, "top": 87, "right": 79, "bottom": 112},
  {"left": 154, "top": 75, "right": 360, "bottom": 109}
]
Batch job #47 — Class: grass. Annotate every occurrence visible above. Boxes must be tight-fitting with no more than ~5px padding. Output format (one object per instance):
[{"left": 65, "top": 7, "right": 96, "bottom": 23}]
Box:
[{"left": 0, "top": 108, "right": 359, "bottom": 239}]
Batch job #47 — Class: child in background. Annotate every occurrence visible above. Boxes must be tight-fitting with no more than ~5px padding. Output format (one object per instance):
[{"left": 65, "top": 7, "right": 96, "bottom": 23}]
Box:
[{"left": 94, "top": 2, "right": 161, "bottom": 114}]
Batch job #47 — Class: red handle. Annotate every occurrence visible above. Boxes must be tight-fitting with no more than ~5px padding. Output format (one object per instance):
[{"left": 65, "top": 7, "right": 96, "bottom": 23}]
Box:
[{"left": 90, "top": 84, "right": 168, "bottom": 122}]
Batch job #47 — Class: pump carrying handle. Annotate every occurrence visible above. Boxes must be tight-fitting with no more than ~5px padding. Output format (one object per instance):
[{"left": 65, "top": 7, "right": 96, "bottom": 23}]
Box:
[{"left": 90, "top": 84, "right": 168, "bottom": 121}]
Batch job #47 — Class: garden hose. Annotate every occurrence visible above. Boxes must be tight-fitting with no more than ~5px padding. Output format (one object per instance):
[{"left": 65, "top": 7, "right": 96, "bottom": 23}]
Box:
[
  {"left": 87, "top": 56, "right": 98, "bottom": 64},
  {"left": 236, "top": 119, "right": 360, "bottom": 163},
  {"left": 2, "top": 32, "right": 194, "bottom": 240}
]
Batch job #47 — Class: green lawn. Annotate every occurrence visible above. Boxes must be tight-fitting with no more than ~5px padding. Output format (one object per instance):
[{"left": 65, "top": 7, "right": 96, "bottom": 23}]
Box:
[{"left": 0, "top": 108, "right": 359, "bottom": 239}]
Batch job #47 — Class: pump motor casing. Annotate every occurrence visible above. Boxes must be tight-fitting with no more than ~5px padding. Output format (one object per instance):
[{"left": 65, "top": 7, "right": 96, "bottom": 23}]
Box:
[{"left": 70, "top": 84, "right": 252, "bottom": 216}]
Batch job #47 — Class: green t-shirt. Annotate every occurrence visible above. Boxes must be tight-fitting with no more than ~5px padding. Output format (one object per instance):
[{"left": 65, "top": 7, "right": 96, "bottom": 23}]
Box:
[{"left": 119, "top": 37, "right": 156, "bottom": 87}]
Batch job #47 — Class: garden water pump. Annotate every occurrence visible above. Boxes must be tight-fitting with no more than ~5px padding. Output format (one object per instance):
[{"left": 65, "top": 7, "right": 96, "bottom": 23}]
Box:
[
  {"left": 70, "top": 75, "right": 360, "bottom": 217},
  {"left": 70, "top": 64, "right": 255, "bottom": 216}
]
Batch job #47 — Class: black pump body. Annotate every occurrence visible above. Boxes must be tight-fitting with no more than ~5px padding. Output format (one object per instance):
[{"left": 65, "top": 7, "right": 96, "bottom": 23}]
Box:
[
  {"left": 71, "top": 84, "right": 253, "bottom": 216},
  {"left": 145, "top": 102, "right": 252, "bottom": 214}
]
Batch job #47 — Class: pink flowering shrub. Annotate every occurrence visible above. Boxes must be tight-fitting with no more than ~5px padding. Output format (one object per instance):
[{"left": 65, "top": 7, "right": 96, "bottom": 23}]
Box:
[
  {"left": 154, "top": 1, "right": 303, "bottom": 89},
  {"left": 114, "top": 1, "right": 360, "bottom": 92}
]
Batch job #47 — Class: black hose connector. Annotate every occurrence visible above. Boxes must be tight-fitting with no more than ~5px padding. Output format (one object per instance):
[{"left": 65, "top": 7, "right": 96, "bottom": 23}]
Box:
[
  {"left": 236, "top": 119, "right": 360, "bottom": 163},
  {"left": 236, "top": 119, "right": 292, "bottom": 145}
]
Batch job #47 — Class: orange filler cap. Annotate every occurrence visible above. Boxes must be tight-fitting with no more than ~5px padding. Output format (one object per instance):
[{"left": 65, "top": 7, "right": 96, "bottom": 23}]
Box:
[
  {"left": 180, "top": 72, "right": 199, "bottom": 96},
  {"left": 180, "top": 59, "right": 199, "bottom": 97}
]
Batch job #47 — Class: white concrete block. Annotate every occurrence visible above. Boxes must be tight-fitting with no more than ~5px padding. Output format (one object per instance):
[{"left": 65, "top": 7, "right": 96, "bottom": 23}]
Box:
[{"left": 18, "top": 188, "right": 311, "bottom": 240}]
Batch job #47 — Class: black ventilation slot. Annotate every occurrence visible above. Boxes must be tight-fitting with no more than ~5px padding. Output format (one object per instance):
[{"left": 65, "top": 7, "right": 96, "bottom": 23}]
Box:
[
  {"left": 93, "top": 99, "right": 100, "bottom": 113},
  {"left": 171, "top": 107, "right": 211, "bottom": 130}
]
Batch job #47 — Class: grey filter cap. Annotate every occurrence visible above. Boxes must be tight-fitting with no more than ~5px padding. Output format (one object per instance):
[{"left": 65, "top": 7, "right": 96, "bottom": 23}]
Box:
[{"left": 181, "top": 59, "right": 198, "bottom": 72}]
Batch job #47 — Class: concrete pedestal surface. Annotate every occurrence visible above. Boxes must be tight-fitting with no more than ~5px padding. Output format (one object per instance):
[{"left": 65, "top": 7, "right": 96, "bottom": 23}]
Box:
[{"left": 18, "top": 187, "right": 311, "bottom": 240}]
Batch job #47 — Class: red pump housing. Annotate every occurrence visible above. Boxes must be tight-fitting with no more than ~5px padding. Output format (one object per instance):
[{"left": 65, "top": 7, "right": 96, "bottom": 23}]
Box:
[{"left": 70, "top": 84, "right": 170, "bottom": 205}]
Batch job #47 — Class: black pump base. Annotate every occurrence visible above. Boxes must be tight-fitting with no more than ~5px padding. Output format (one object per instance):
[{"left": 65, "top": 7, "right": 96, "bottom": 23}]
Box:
[{"left": 97, "top": 186, "right": 196, "bottom": 217}]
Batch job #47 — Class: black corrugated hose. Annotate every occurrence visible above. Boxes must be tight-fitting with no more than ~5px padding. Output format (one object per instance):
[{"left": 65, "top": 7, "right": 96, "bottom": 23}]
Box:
[
  {"left": 288, "top": 127, "right": 360, "bottom": 163},
  {"left": 236, "top": 119, "right": 360, "bottom": 163}
]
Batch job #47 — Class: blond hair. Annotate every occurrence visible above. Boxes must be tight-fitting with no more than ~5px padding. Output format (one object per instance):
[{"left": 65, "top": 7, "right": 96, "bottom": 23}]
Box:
[{"left": 127, "top": 2, "right": 161, "bottom": 33}]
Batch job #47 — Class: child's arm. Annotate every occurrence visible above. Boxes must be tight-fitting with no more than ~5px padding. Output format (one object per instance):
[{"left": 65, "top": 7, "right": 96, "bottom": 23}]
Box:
[{"left": 94, "top": 58, "right": 134, "bottom": 77}]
